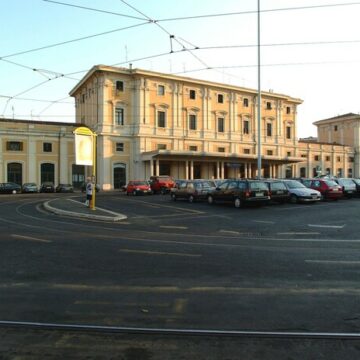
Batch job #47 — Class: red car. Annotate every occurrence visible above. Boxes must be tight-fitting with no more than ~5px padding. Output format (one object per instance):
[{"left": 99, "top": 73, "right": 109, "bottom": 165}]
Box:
[
  {"left": 302, "top": 178, "right": 343, "bottom": 200},
  {"left": 149, "top": 176, "right": 175, "bottom": 194},
  {"left": 126, "top": 180, "right": 152, "bottom": 196}
]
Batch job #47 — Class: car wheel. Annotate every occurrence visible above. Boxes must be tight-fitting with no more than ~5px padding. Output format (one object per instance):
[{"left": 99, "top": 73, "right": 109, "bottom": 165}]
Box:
[
  {"left": 188, "top": 195, "right": 195, "bottom": 203},
  {"left": 290, "top": 194, "right": 298, "bottom": 204},
  {"left": 234, "top": 197, "right": 241, "bottom": 208},
  {"left": 12, "top": 190, "right": 17, "bottom": 194},
  {"left": 207, "top": 195, "right": 214, "bottom": 205},
  {"left": 171, "top": 193, "right": 176, "bottom": 201}
]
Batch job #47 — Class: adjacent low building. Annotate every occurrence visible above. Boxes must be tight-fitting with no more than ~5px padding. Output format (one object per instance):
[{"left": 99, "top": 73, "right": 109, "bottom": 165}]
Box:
[{"left": 0, "top": 66, "right": 358, "bottom": 188}]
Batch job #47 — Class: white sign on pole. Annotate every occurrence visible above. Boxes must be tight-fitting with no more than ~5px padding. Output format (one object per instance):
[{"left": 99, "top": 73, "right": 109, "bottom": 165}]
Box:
[{"left": 75, "top": 133, "right": 93, "bottom": 166}]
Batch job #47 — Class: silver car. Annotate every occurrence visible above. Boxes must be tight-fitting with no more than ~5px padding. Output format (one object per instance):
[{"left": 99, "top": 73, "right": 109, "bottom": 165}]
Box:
[{"left": 282, "top": 180, "right": 321, "bottom": 204}]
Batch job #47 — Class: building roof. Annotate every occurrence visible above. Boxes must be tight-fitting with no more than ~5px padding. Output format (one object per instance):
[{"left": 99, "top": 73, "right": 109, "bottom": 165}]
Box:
[
  {"left": 313, "top": 113, "right": 360, "bottom": 126},
  {"left": 69, "top": 65, "right": 303, "bottom": 104},
  {"left": 0, "top": 118, "right": 78, "bottom": 127}
]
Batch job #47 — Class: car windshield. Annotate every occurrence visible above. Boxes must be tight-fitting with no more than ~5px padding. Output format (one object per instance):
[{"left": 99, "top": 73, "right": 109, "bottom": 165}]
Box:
[
  {"left": 284, "top": 180, "right": 306, "bottom": 189},
  {"left": 249, "top": 182, "right": 269, "bottom": 191},
  {"left": 133, "top": 181, "right": 148, "bottom": 186},
  {"left": 270, "top": 182, "right": 286, "bottom": 190},
  {"left": 325, "top": 180, "right": 338, "bottom": 186}
]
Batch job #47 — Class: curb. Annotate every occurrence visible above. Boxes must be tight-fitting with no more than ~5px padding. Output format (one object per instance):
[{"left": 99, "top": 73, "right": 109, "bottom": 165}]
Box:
[{"left": 43, "top": 199, "right": 127, "bottom": 222}]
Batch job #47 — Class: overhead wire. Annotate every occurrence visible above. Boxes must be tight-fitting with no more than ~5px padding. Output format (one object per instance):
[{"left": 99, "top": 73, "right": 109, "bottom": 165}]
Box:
[{"left": 42, "top": 0, "right": 148, "bottom": 21}]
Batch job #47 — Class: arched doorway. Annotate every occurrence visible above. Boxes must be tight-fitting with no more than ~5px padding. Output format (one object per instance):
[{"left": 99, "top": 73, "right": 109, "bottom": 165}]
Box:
[
  {"left": 113, "top": 163, "right": 126, "bottom": 189},
  {"left": 7, "top": 162, "right": 22, "bottom": 184},
  {"left": 41, "top": 163, "right": 55, "bottom": 184}
]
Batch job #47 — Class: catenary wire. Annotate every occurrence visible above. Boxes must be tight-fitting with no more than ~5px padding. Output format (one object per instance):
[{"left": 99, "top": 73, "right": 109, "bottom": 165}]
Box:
[{"left": 43, "top": 0, "right": 148, "bottom": 21}]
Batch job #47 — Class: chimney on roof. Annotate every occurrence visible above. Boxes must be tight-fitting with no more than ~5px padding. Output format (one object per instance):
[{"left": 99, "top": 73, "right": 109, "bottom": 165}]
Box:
[{"left": 129, "top": 63, "right": 133, "bottom": 71}]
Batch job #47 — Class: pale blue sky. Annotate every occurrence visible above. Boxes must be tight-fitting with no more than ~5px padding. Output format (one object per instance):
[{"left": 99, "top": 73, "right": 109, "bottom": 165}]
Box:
[{"left": 2, "top": 0, "right": 360, "bottom": 137}]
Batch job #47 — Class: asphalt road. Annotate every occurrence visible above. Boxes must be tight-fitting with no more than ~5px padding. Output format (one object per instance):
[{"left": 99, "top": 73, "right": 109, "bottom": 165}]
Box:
[{"left": 1, "top": 192, "right": 360, "bottom": 359}]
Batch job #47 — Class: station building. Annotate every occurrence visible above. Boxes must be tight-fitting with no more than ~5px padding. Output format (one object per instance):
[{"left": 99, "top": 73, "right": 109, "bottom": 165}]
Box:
[{"left": 0, "top": 66, "right": 357, "bottom": 189}]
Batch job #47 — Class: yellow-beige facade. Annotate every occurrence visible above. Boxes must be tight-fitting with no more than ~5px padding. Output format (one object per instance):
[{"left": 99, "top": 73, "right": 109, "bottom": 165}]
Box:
[{"left": 0, "top": 66, "right": 358, "bottom": 188}]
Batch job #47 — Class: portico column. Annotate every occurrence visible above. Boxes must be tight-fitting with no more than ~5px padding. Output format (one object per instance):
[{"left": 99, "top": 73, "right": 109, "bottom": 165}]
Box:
[
  {"left": 185, "top": 160, "right": 189, "bottom": 179},
  {"left": 155, "top": 159, "right": 160, "bottom": 176},
  {"left": 244, "top": 163, "right": 248, "bottom": 178},
  {"left": 190, "top": 161, "right": 194, "bottom": 180},
  {"left": 150, "top": 159, "right": 154, "bottom": 176},
  {"left": 221, "top": 161, "right": 225, "bottom": 179},
  {"left": 217, "top": 161, "right": 220, "bottom": 179}
]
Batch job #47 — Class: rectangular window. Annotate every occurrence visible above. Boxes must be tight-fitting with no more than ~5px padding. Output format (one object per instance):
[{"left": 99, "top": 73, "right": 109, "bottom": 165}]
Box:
[
  {"left": 334, "top": 125, "right": 338, "bottom": 131},
  {"left": 217, "top": 117, "right": 224, "bottom": 132},
  {"left": 43, "top": 142, "right": 52, "bottom": 152},
  {"left": 158, "top": 85, "right": 165, "bottom": 96},
  {"left": 286, "top": 126, "right": 291, "bottom": 139},
  {"left": 287, "top": 152, "right": 291, "bottom": 157},
  {"left": 189, "top": 145, "right": 198, "bottom": 151},
  {"left": 286, "top": 106, "right": 291, "bottom": 114},
  {"left": 326, "top": 156, "right": 330, "bottom": 161},
  {"left": 157, "top": 144, "right": 167, "bottom": 150},
  {"left": 116, "top": 142, "right": 124, "bottom": 152},
  {"left": 189, "top": 89, "right": 196, "bottom": 99},
  {"left": 157, "top": 111, "right": 166, "bottom": 128},
  {"left": 218, "top": 147, "right": 225, "bottom": 152},
  {"left": 267, "top": 150, "right": 273, "bottom": 156},
  {"left": 115, "top": 80, "right": 124, "bottom": 92},
  {"left": 115, "top": 108, "right": 124, "bottom": 125},
  {"left": 314, "top": 155, "right": 319, "bottom": 161},
  {"left": 243, "top": 148, "right": 250, "bottom": 154},
  {"left": 217, "top": 94, "right": 224, "bottom": 103},
  {"left": 266, "top": 123, "right": 272, "bottom": 137},
  {"left": 301, "top": 154, "right": 307, "bottom": 158},
  {"left": 266, "top": 102, "right": 272, "bottom": 110},
  {"left": 189, "top": 114, "right": 197, "bottom": 130},
  {"left": 337, "top": 156, "right": 341, "bottom": 162},
  {"left": 243, "top": 98, "right": 249, "bottom": 107},
  {"left": 6, "top": 141, "right": 23, "bottom": 151},
  {"left": 243, "top": 120, "right": 249, "bottom": 134},
  {"left": 349, "top": 157, "right": 354, "bottom": 163}
]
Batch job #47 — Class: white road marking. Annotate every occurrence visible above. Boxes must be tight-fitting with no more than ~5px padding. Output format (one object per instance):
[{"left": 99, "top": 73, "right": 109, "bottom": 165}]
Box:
[
  {"left": 11, "top": 234, "right": 51, "bottom": 243},
  {"left": 306, "top": 260, "right": 360, "bottom": 265},
  {"left": 308, "top": 224, "right": 346, "bottom": 229},
  {"left": 277, "top": 232, "right": 320, "bottom": 235},
  {"left": 160, "top": 225, "right": 188, "bottom": 230},
  {"left": 119, "top": 249, "right": 201, "bottom": 257},
  {"left": 253, "top": 220, "right": 275, "bottom": 224},
  {"left": 219, "top": 230, "right": 240, "bottom": 235}
]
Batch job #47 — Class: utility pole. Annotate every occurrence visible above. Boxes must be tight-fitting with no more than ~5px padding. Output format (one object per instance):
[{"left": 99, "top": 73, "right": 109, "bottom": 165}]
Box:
[{"left": 257, "top": 0, "right": 262, "bottom": 179}]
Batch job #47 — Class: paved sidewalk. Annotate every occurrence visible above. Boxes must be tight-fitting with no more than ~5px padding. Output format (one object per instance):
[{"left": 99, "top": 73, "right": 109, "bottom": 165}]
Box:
[{"left": 43, "top": 197, "right": 127, "bottom": 222}]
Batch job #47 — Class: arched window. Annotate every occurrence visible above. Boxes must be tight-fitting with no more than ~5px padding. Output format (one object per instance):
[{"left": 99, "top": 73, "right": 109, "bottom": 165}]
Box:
[
  {"left": 41, "top": 163, "right": 55, "bottom": 184},
  {"left": 7, "top": 162, "right": 22, "bottom": 185}
]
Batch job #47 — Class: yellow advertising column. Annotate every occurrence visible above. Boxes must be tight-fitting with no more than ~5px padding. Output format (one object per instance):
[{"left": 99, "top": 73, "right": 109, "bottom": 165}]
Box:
[{"left": 73, "top": 127, "right": 97, "bottom": 210}]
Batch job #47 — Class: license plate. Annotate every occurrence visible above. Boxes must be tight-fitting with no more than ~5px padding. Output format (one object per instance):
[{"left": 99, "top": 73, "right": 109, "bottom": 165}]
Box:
[
  {"left": 348, "top": 191, "right": 353, "bottom": 193},
  {"left": 332, "top": 188, "right": 338, "bottom": 192},
  {"left": 312, "top": 195, "right": 318, "bottom": 199},
  {"left": 277, "top": 191, "right": 284, "bottom": 194},
  {"left": 255, "top": 192, "right": 264, "bottom": 197}
]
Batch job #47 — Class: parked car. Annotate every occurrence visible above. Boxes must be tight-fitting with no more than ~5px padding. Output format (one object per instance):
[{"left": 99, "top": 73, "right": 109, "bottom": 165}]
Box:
[
  {"left": 301, "top": 178, "right": 343, "bottom": 201},
  {"left": 0, "top": 182, "right": 21, "bottom": 194},
  {"left": 126, "top": 180, "right": 152, "bottom": 195},
  {"left": 40, "top": 182, "right": 55, "bottom": 193},
  {"left": 21, "top": 182, "right": 38, "bottom": 193},
  {"left": 170, "top": 179, "right": 216, "bottom": 203},
  {"left": 265, "top": 180, "right": 290, "bottom": 204},
  {"left": 351, "top": 178, "right": 360, "bottom": 197},
  {"left": 207, "top": 179, "right": 270, "bottom": 208},
  {"left": 282, "top": 179, "right": 321, "bottom": 203},
  {"left": 81, "top": 183, "right": 100, "bottom": 193},
  {"left": 149, "top": 175, "right": 175, "bottom": 194},
  {"left": 335, "top": 178, "right": 357, "bottom": 198},
  {"left": 56, "top": 183, "right": 74, "bottom": 193}
]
